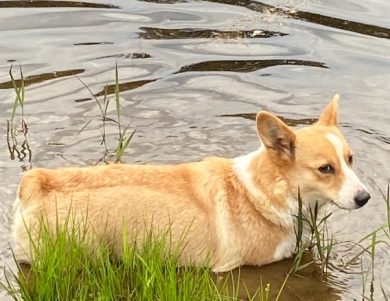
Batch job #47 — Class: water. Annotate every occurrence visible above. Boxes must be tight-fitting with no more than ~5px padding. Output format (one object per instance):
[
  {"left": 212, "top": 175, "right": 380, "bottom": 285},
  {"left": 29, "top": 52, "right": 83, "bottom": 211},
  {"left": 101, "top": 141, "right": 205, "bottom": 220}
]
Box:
[{"left": 0, "top": 0, "right": 389, "bottom": 299}]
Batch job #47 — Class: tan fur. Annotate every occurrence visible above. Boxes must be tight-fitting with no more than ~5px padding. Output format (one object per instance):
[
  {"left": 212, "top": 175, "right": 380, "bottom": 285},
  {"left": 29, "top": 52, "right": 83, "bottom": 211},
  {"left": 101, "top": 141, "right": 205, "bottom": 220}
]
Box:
[{"left": 12, "top": 94, "right": 370, "bottom": 272}]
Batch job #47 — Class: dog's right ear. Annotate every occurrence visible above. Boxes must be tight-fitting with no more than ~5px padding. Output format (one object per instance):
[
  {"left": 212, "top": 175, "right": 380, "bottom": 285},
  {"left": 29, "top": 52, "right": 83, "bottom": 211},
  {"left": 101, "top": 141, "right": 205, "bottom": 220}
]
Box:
[
  {"left": 316, "top": 94, "right": 339, "bottom": 127},
  {"left": 256, "top": 112, "right": 296, "bottom": 161}
]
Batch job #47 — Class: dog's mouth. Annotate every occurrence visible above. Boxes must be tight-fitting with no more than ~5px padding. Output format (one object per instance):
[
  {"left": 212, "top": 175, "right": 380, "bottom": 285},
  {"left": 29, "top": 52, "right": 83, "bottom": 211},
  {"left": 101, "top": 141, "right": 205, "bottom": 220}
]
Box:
[{"left": 331, "top": 200, "right": 358, "bottom": 212}]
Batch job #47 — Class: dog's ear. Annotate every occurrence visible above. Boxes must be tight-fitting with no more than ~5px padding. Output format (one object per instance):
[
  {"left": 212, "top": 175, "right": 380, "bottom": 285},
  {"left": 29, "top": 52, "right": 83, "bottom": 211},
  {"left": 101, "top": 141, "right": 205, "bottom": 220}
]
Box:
[
  {"left": 256, "top": 112, "right": 296, "bottom": 160},
  {"left": 316, "top": 94, "right": 339, "bottom": 127}
]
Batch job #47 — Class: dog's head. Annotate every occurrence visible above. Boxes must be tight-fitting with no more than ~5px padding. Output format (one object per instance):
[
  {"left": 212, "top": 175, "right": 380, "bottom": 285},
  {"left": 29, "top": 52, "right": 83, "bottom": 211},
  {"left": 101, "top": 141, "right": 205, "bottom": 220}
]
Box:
[{"left": 256, "top": 94, "right": 370, "bottom": 210}]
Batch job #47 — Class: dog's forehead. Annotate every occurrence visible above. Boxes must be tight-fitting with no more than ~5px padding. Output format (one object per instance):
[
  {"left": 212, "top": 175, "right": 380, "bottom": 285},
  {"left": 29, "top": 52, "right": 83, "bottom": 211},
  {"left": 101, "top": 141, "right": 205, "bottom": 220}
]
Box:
[{"left": 295, "top": 126, "right": 351, "bottom": 155}]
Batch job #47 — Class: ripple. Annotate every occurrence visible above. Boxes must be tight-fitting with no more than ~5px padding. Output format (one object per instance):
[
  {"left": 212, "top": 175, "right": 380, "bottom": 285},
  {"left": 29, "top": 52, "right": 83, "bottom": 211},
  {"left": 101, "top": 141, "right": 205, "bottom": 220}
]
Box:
[
  {"left": 218, "top": 113, "right": 317, "bottom": 126},
  {"left": 156, "top": 41, "right": 302, "bottom": 57},
  {"left": 357, "top": 128, "right": 390, "bottom": 145}
]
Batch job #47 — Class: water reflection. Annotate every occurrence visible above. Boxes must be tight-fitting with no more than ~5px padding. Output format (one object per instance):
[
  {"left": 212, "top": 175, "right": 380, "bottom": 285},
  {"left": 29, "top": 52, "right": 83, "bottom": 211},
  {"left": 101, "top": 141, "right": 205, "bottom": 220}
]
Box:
[
  {"left": 139, "top": 27, "right": 288, "bottom": 40},
  {"left": 216, "top": 251, "right": 342, "bottom": 300},
  {"left": 175, "top": 59, "right": 328, "bottom": 74},
  {"left": 6, "top": 120, "right": 32, "bottom": 171},
  {"left": 292, "top": 10, "right": 390, "bottom": 40},
  {"left": 89, "top": 53, "right": 152, "bottom": 61},
  {"left": 74, "top": 42, "right": 114, "bottom": 46},
  {"left": 0, "top": 0, "right": 120, "bottom": 9},
  {"left": 93, "top": 79, "right": 158, "bottom": 98},
  {"left": 0, "top": 69, "right": 85, "bottom": 89},
  {"left": 219, "top": 113, "right": 318, "bottom": 126}
]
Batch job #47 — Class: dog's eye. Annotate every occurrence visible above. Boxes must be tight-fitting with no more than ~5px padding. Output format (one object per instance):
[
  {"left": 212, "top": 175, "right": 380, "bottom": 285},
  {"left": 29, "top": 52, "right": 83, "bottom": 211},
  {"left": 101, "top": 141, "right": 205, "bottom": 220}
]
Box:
[
  {"left": 318, "top": 164, "right": 334, "bottom": 174},
  {"left": 348, "top": 155, "right": 353, "bottom": 164}
]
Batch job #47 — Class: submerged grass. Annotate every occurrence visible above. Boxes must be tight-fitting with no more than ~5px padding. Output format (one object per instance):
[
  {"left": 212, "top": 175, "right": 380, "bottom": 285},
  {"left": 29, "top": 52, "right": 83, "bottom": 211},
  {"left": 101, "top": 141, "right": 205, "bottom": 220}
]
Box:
[
  {"left": 274, "top": 193, "right": 335, "bottom": 301},
  {"left": 360, "top": 185, "right": 390, "bottom": 300}
]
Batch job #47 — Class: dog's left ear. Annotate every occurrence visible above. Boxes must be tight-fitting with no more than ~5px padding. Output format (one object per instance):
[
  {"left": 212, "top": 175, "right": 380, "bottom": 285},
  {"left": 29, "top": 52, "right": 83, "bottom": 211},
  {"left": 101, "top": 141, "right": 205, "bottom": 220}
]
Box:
[
  {"left": 316, "top": 94, "right": 339, "bottom": 127},
  {"left": 256, "top": 112, "right": 296, "bottom": 160}
]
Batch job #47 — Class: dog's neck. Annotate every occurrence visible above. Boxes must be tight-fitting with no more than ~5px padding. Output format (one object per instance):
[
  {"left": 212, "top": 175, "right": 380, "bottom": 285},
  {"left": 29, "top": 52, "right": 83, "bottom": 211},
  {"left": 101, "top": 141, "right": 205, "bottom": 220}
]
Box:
[
  {"left": 233, "top": 147, "right": 332, "bottom": 230},
  {"left": 233, "top": 147, "right": 295, "bottom": 227}
]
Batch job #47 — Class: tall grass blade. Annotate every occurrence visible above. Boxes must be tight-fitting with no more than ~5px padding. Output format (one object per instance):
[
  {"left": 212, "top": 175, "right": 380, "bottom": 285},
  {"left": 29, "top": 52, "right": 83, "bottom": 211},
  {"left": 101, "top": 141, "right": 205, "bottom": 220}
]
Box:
[
  {"left": 295, "top": 187, "right": 303, "bottom": 252},
  {"left": 115, "top": 128, "right": 136, "bottom": 162},
  {"left": 9, "top": 65, "right": 25, "bottom": 122},
  {"left": 380, "top": 280, "right": 389, "bottom": 301}
]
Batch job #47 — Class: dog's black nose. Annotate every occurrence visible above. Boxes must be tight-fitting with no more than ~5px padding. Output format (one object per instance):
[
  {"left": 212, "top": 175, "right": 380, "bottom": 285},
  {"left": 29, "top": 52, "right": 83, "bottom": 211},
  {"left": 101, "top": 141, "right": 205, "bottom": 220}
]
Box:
[{"left": 354, "top": 190, "right": 371, "bottom": 207}]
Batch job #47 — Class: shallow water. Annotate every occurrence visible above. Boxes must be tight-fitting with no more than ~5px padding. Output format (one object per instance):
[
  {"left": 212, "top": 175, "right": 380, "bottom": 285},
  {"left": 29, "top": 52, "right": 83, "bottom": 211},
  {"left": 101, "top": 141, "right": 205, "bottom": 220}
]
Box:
[{"left": 0, "top": 0, "right": 389, "bottom": 300}]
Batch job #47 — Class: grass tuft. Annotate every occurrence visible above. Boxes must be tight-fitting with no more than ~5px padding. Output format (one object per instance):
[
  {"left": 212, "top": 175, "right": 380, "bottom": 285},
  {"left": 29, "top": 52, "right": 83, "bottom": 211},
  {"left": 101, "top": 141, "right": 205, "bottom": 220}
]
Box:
[
  {"left": 76, "top": 63, "right": 135, "bottom": 164},
  {"left": 2, "top": 209, "right": 269, "bottom": 301}
]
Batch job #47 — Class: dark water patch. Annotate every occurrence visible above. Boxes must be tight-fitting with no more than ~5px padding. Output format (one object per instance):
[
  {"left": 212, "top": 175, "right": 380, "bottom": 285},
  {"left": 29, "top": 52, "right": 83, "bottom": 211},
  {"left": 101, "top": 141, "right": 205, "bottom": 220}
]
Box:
[
  {"left": 175, "top": 59, "right": 328, "bottom": 74},
  {"left": 139, "top": 27, "right": 288, "bottom": 40},
  {"left": 219, "top": 113, "right": 318, "bottom": 126},
  {"left": 130, "top": 53, "right": 152, "bottom": 59},
  {"left": 0, "top": 0, "right": 120, "bottom": 9},
  {"left": 0, "top": 69, "right": 85, "bottom": 89},
  {"left": 94, "top": 79, "right": 158, "bottom": 97},
  {"left": 74, "top": 98, "right": 93, "bottom": 103},
  {"left": 89, "top": 53, "right": 152, "bottom": 61},
  {"left": 292, "top": 10, "right": 390, "bottom": 40},
  {"left": 139, "top": 0, "right": 188, "bottom": 3},
  {"left": 74, "top": 42, "right": 114, "bottom": 46}
]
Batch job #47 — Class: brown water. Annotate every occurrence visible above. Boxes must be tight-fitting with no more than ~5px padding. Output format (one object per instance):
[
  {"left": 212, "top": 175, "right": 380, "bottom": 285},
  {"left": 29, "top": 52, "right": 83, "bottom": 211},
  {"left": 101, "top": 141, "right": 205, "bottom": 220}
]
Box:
[{"left": 0, "top": 0, "right": 390, "bottom": 300}]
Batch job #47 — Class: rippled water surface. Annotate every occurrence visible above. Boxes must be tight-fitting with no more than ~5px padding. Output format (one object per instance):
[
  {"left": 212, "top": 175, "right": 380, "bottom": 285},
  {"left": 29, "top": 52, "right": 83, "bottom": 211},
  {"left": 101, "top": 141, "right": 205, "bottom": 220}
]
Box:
[{"left": 1, "top": 0, "right": 390, "bottom": 300}]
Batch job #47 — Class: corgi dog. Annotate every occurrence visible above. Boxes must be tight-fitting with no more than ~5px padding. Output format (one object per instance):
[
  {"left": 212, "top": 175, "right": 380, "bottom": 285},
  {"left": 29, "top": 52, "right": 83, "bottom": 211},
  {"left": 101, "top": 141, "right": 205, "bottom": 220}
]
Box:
[{"left": 12, "top": 94, "right": 370, "bottom": 272}]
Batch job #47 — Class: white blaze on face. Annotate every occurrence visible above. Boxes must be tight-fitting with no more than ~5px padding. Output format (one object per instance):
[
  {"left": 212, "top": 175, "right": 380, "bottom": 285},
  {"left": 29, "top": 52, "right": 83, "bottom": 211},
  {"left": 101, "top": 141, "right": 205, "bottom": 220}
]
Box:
[{"left": 326, "top": 133, "right": 368, "bottom": 210}]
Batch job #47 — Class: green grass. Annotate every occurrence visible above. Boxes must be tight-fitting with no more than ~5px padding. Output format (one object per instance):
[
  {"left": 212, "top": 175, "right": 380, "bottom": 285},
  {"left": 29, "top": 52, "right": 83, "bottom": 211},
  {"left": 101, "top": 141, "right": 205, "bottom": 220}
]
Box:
[
  {"left": 6, "top": 65, "right": 32, "bottom": 170},
  {"left": 7, "top": 64, "right": 26, "bottom": 137},
  {"left": 3, "top": 211, "right": 268, "bottom": 301},
  {"left": 273, "top": 193, "right": 335, "bottom": 301},
  {"left": 9, "top": 65, "right": 25, "bottom": 122},
  {"left": 75, "top": 63, "right": 135, "bottom": 164}
]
